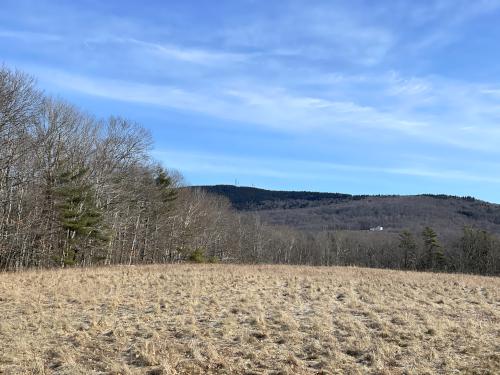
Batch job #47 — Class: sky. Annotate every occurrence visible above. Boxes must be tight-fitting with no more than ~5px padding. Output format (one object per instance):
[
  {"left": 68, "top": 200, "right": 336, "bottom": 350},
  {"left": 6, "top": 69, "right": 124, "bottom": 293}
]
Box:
[{"left": 2, "top": 0, "right": 500, "bottom": 202}]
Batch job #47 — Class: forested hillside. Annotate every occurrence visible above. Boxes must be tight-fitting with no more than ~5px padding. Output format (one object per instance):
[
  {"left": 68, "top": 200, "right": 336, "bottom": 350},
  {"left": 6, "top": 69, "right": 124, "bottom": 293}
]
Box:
[
  {"left": 198, "top": 185, "right": 500, "bottom": 235},
  {"left": 1, "top": 65, "right": 499, "bottom": 275}
]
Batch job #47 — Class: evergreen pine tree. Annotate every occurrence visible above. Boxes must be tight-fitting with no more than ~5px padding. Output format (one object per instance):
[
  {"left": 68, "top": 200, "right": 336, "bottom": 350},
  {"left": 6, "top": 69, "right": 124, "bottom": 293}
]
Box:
[
  {"left": 154, "top": 167, "right": 177, "bottom": 203},
  {"left": 55, "top": 167, "right": 108, "bottom": 266},
  {"left": 421, "top": 227, "right": 445, "bottom": 270}
]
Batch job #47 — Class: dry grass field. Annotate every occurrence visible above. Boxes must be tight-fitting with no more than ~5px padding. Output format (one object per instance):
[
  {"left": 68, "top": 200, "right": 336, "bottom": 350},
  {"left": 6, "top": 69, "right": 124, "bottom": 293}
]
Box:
[{"left": 0, "top": 265, "right": 499, "bottom": 374}]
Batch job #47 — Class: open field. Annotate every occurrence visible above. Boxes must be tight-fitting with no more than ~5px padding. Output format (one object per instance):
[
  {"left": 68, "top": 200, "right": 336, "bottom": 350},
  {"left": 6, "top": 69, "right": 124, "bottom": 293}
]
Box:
[{"left": 0, "top": 265, "right": 499, "bottom": 374}]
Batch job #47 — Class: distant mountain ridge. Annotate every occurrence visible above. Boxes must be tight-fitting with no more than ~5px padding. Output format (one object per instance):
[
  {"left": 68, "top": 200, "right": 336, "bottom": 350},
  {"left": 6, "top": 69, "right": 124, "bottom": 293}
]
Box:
[
  {"left": 195, "top": 185, "right": 481, "bottom": 209},
  {"left": 195, "top": 185, "right": 500, "bottom": 236}
]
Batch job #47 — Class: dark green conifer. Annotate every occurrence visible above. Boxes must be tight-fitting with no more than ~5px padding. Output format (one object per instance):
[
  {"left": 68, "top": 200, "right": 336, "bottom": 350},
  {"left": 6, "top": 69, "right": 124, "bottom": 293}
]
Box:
[{"left": 55, "top": 167, "right": 108, "bottom": 265}]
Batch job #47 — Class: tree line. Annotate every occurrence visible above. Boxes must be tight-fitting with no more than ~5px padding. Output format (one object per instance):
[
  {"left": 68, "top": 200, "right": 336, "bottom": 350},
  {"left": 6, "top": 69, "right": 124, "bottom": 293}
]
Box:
[
  {"left": 227, "top": 218, "right": 499, "bottom": 275},
  {"left": 1, "top": 65, "right": 498, "bottom": 275},
  {"left": 0, "top": 65, "right": 241, "bottom": 270}
]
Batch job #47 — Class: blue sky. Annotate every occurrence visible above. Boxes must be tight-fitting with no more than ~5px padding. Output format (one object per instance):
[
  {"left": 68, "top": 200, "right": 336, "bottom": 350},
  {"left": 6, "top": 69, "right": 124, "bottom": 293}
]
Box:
[{"left": 2, "top": 0, "right": 500, "bottom": 202}]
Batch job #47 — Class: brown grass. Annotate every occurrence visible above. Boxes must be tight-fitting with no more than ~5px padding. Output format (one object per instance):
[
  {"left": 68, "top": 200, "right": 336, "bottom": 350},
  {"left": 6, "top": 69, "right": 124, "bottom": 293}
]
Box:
[{"left": 0, "top": 264, "right": 499, "bottom": 374}]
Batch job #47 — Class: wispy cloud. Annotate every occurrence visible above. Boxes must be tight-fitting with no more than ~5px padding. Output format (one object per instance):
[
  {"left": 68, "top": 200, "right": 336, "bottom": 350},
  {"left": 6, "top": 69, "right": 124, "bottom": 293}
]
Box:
[
  {"left": 217, "top": 3, "right": 395, "bottom": 66},
  {"left": 33, "top": 67, "right": 431, "bottom": 135},
  {"left": 3, "top": 0, "right": 500, "bottom": 200},
  {"left": 31, "top": 65, "right": 500, "bottom": 153},
  {"left": 0, "top": 29, "right": 62, "bottom": 42},
  {"left": 83, "top": 36, "right": 249, "bottom": 65},
  {"left": 153, "top": 150, "right": 500, "bottom": 185}
]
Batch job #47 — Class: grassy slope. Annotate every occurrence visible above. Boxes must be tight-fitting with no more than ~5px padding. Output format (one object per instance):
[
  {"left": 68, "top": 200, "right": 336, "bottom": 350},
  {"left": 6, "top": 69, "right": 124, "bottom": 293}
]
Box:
[{"left": 0, "top": 265, "right": 499, "bottom": 374}]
